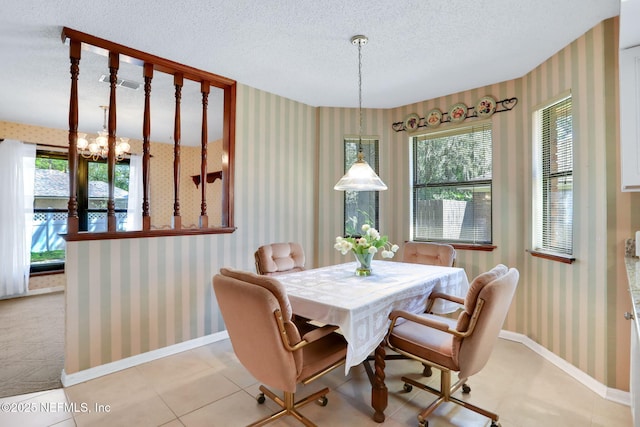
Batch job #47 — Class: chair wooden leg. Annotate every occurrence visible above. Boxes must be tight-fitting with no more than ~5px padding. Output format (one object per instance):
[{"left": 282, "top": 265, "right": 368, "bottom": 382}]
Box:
[{"left": 422, "top": 363, "right": 432, "bottom": 377}]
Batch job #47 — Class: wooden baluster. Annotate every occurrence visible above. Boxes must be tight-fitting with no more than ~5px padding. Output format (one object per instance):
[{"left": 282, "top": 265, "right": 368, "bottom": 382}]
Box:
[
  {"left": 107, "top": 51, "right": 119, "bottom": 232},
  {"left": 66, "top": 40, "right": 81, "bottom": 235},
  {"left": 172, "top": 73, "right": 183, "bottom": 229},
  {"left": 199, "top": 81, "right": 209, "bottom": 228},
  {"left": 142, "top": 63, "right": 153, "bottom": 231}
]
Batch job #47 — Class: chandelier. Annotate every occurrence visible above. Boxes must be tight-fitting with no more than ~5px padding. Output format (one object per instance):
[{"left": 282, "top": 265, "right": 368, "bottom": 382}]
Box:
[
  {"left": 334, "top": 35, "right": 387, "bottom": 192},
  {"left": 77, "top": 105, "right": 131, "bottom": 161}
]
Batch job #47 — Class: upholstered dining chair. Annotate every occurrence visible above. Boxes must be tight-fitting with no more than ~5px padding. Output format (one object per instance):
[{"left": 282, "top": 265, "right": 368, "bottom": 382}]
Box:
[
  {"left": 213, "top": 268, "right": 347, "bottom": 427},
  {"left": 385, "top": 264, "right": 519, "bottom": 427},
  {"left": 400, "top": 241, "right": 458, "bottom": 376},
  {"left": 255, "top": 242, "right": 310, "bottom": 326},
  {"left": 255, "top": 242, "right": 305, "bottom": 276},
  {"left": 402, "top": 241, "right": 456, "bottom": 267}
]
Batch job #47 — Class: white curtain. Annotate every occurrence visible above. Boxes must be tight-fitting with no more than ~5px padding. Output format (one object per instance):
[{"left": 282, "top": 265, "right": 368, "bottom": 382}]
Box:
[
  {"left": 0, "top": 140, "right": 35, "bottom": 298},
  {"left": 125, "top": 154, "right": 143, "bottom": 231}
]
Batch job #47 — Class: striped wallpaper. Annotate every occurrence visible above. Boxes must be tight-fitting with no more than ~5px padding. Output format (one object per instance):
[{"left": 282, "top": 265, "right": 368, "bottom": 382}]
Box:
[
  {"left": 64, "top": 85, "right": 317, "bottom": 373},
  {"left": 316, "top": 18, "right": 639, "bottom": 390},
  {"left": 43, "top": 17, "right": 640, "bottom": 390}
]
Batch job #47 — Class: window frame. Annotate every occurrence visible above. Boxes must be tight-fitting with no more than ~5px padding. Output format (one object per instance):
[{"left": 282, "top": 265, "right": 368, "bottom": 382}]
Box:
[
  {"left": 410, "top": 121, "right": 494, "bottom": 246},
  {"left": 531, "top": 91, "right": 575, "bottom": 263},
  {"left": 342, "top": 137, "right": 380, "bottom": 236},
  {"left": 31, "top": 148, "right": 132, "bottom": 274}
]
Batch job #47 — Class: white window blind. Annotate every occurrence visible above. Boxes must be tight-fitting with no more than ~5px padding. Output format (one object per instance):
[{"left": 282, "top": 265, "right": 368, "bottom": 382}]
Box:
[
  {"left": 412, "top": 123, "right": 492, "bottom": 244},
  {"left": 533, "top": 95, "right": 573, "bottom": 255}
]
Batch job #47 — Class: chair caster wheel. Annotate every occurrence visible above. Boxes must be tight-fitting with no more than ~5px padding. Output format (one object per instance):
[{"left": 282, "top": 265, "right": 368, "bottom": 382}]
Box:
[
  {"left": 403, "top": 383, "right": 413, "bottom": 392},
  {"left": 317, "top": 395, "right": 328, "bottom": 406},
  {"left": 257, "top": 393, "right": 266, "bottom": 404},
  {"left": 462, "top": 384, "right": 471, "bottom": 393},
  {"left": 418, "top": 420, "right": 428, "bottom": 427},
  {"left": 490, "top": 421, "right": 500, "bottom": 427}
]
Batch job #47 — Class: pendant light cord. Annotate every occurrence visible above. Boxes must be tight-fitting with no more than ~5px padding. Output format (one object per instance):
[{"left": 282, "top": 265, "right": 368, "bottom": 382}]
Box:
[
  {"left": 350, "top": 35, "right": 368, "bottom": 159},
  {"left": 358, "top": 39, "right": 363, "bottom": 150}
]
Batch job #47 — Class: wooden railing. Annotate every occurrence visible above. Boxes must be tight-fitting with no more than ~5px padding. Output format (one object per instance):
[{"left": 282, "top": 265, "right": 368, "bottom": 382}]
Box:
[{"left": 60, "top": 27, "right": 236, "bottom": 241}]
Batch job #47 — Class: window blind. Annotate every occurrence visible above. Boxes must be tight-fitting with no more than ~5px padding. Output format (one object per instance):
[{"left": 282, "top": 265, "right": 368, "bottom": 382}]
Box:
[{"left": 535, "top": 96, "right": 573, "bottom": 254}]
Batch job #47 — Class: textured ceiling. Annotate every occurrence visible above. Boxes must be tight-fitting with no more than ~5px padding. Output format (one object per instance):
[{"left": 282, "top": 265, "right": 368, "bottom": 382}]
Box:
[{"left": 0, "top": 0, "right": 620, "bottom": 145}]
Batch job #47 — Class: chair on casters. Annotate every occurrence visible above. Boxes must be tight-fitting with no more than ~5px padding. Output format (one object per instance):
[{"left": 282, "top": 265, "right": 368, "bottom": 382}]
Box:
[
  {"left": 255, "top": 242, "right": 305, "bottom": 276},
  {"left": 385, "top": 264, "right": 519, "bottom": 427},
  {"left": 402, "top": 241, "right": 456, "bottom": 267},
  {"left": 255, "top": 242, "right": 313, "bottom": 328},
  {"left": 401, "top": 241, "right": 457, "bottom": 376},
  {"left": 213, "top": 268, "right": 347, "bottom": 427}
]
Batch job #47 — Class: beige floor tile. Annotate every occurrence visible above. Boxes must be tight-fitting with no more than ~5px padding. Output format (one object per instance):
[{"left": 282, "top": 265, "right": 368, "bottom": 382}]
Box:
[
  {"left": 155, "top": 368, "right": 241, "bottom": 416},
  {"left": 1, "top": 338, "right": 634, "bottom": 426},
  {"left": 189, "top": 339, "right": 238, "bottom": 369},
  {"left": 0, "top": 388, "right": 73, "bottom": 427},
  {"left": 72, "top": 392, "right": 175, "bottom": 427},
  {"left": 589, "top": 393, "right": 633, "bottom": 425},
  {"left": 180, "top": 390, "right": 275, "bottom": 427},
  {"left": 49, "top": 419, "right": 77, "bottom": 427},
  {"left": 65, "top": 366, "right": 154, "bottom": 413},
  {"left": 266, "top": 387, "right": 385, "bottom": 427},
  {"left": 135, "top": 350, "right": 212, "bottom": 389},
  {"left": 215, "top": 357, "right": 262, "bottom": 389},
  {"left": 391, "top": 398, "right": 491, "bottom": 427}
]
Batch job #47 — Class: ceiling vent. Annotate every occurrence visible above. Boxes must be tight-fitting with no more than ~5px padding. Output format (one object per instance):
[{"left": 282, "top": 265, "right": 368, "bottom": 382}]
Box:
[{"left": 98, "top": 75, "right": 141, "bottom": 90}]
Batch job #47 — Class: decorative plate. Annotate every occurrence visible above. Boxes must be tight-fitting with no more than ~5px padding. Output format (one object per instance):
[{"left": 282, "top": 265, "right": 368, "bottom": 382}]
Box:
[
  {"left": 448, "top": 103, "right": 467, "bottom": 122},
  {"left": 404, "top": 113, "right": 421, "bottom": 131},
  {"left": 425, "top": 108, "right": 442, "bottom": 128},
  {"left": 475, "top": 96, "right": 497, "bottom": 118}
]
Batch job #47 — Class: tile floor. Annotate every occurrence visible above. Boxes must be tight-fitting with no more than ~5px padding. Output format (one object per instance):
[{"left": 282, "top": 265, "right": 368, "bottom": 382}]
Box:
[{"left": 0, "top": 338, "right": 632, "bottom": 427}]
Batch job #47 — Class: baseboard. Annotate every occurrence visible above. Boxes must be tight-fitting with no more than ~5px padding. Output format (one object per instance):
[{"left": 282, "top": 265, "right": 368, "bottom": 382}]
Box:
[
  {"left": 61, "top": 331, "right": 229, "bottom": 387},
  {"left": 499, "top": 330, "right": 631, "bottom": 406},
  {"left": 60, "top": 328, "right": 631, "bottom": 406},
  {"left": 0, "top": 286, "right": 64, "bottom": 300}
]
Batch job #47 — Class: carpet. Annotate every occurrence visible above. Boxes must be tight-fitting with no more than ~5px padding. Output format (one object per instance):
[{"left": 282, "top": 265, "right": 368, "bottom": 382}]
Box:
[{"left": 0, "top": 292, "right": 64, "bottom": 398}]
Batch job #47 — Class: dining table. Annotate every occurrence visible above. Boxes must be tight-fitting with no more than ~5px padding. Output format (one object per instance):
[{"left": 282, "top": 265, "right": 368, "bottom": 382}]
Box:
[{"left": 277, "top": 259, "right": 470, "bottom": 422}]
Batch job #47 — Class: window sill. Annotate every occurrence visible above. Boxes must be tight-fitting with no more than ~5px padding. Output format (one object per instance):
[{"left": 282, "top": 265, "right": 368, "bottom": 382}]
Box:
[
  {"left": 30, "top": 268, "right": 64, "bottom": 277},
  {"left": 411, "top": 241, "right": 496, "bottom": 252},
  {"left": 451, "top": 243, "right": 496, "bottom": 252},
  {"left": 528, "top": 249, "right": 575, "bottom": 264}
]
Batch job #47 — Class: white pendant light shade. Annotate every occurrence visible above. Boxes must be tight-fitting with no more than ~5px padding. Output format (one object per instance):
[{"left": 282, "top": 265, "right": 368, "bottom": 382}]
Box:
[
  {"left": 334, "top": 155, "right": 388, "bottom": 191},
  {"left": 334, "top": 34, "right": 387, "bottom": 192}
]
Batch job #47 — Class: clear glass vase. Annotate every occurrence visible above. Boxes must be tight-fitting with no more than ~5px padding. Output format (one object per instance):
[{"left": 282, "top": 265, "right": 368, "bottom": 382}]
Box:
[{"left": 353, "top": 252, "right": 374, "bottom": 276}]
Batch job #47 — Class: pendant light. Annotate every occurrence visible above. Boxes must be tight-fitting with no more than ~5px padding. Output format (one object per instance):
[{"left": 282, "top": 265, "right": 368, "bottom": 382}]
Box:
[{"left": 334, "top": 35, "right": 387, "bottom": 192}]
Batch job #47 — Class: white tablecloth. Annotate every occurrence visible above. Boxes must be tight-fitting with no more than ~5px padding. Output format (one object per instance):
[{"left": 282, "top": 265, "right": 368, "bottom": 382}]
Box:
[{"left": 277, "top": 260, "right": 470, "bottom": 372}]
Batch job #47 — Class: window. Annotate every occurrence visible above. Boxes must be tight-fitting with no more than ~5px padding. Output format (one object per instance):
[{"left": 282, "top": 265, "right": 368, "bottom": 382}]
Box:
[
  {"left": 343, "top": 138, "right": 379, "bottom": 235},
  {"left": 533, "top": 94, "right": 573, "bottom": 256},
  {"left": 411, "top": 123, "right": 492, "bottom": 244},
  {"left": 31, "top": 149, "right": 132, "bottom": 273}
]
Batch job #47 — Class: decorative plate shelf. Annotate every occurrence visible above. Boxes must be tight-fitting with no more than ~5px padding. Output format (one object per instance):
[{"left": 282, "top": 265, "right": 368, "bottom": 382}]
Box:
[
  {"left": 392, "top": 97, "right": 518, "bottom": 132},
  {"left": 191, "top": 171, "right": 222, "bottom": 188}
]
